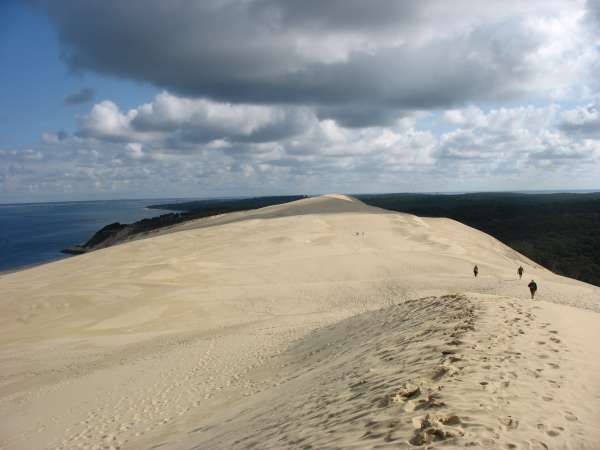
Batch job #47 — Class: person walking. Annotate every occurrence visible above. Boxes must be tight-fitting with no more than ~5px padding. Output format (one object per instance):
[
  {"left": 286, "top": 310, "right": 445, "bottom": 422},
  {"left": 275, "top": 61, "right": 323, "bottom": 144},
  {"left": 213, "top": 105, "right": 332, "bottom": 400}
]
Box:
[
  {"left": 528, "top": 280, "right": 538, "bottom": 299},
  {"left": 517, "top": 266, "right": 524, "bottom": 280},
  {"left": 473, "top": 265, "right": 479, "bottom": 278}
]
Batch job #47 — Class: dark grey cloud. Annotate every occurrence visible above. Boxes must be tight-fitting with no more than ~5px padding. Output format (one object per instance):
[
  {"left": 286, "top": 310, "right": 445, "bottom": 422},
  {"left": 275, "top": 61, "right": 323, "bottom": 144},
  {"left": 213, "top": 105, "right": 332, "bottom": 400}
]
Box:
[
  {"left": 35, "top": 0, "right": 585, "bottom": 127},
  {"left": 250, "top": 0, "right": 422, "bottom": 31},
  {"left": 585, "top": 0, "right": 600, "bottom": 26},
  {"left": 316, "top": 105, "right": 405, "bottom": 128},
  {"left": 64, "top": 87, "right": 95, "bottom": 105}
]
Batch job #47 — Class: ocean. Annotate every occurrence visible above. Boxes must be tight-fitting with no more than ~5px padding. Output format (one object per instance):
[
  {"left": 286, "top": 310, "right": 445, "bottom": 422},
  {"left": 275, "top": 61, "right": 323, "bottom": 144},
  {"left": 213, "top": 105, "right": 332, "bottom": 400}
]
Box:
[{"left": 0, "top": 198, "right": 183, "bottom": 272}]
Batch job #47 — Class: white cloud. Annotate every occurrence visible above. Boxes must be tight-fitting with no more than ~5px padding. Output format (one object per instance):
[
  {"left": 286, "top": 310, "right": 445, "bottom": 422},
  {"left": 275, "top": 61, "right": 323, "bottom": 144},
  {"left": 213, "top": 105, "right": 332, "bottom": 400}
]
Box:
[
  {"left": 3, "top": 96, "right": 594, "bottom": 202},
  {"left": 77, "top": 92, "right": 315, "bottom": 146},
  {"left": 79, "top": 100, "right": 143, "bottom": 142},
  {"left": 125, "top": 142, "right": 144, "bottom": 160}
]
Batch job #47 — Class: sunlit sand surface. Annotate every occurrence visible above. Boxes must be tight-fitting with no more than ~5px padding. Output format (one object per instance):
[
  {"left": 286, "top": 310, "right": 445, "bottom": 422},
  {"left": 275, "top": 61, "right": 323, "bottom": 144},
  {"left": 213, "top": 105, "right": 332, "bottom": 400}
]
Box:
[{"left": 1, "top": 195, "right": 599, "bottom": 449}]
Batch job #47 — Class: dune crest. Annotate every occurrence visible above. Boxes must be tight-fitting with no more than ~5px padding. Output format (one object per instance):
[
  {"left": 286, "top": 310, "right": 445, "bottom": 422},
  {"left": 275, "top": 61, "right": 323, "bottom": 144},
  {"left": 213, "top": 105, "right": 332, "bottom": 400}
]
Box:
[
  {"left": 0, "top": 195, "right": 599, "bottom": 449},
  {"left": 322, "top": 193, "right": 357, "bottom": 202}
]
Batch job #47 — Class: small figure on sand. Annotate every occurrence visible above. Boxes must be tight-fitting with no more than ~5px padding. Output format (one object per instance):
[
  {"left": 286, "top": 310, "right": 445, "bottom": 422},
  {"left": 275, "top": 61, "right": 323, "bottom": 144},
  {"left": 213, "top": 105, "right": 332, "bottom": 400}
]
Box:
[
  {"left": 528, "top": 280, "right": 538, "bottom": 299},
  {"left": 517, "top": 266, "right": 524, "bottom": 280},
  {"left": 473, "top": 265, "right": 479, "bottom": 277}
]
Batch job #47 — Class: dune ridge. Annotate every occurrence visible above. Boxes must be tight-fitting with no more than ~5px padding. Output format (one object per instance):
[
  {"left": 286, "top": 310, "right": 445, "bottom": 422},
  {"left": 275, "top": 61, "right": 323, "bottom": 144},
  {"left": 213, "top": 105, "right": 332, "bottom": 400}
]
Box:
[
  {"left": 191, "top": 293, "right": 600, "bottom": 449},
  {"left": 0, "top": 195, "right": 599, "bottom": 449}
]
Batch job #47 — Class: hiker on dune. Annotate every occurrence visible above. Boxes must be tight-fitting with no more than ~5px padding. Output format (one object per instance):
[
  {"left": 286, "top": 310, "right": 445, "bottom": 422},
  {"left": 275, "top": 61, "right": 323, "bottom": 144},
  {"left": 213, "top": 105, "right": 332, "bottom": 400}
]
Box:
[
  {"left": 473, "top": 265, "right": 479, "bottom": 278},
  {"left": 517, "top": 266, "right": 524, "bottom": 280},
  {"left": 528, "top": 280, "right": 538, "bottom": 299}
]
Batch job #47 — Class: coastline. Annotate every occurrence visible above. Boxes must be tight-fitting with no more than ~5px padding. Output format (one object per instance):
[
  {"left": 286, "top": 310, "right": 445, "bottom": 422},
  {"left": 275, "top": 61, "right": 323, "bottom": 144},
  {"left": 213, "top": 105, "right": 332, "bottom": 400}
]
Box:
[{"left": 0, "top": 196, "right": 306, "bottom": 274}]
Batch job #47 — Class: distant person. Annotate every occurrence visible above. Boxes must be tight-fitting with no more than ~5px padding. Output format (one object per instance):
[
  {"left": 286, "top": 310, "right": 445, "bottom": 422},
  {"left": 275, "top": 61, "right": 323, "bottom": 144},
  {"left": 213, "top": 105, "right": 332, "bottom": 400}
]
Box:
[
  {"left": 473, "top": 265, "right": 479, "bottom": 278},
  {"left": 517, "top": 266, "right": 524, "bottom": 280},
  {"left": 528, "top": 280, "right": 538, "bottom": 299}
]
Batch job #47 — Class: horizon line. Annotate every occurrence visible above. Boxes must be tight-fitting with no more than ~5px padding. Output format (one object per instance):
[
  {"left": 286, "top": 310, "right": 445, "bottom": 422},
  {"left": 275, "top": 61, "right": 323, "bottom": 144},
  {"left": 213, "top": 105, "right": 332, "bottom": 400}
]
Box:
[{"left": 2, "top": 188, "right": 600, "bottom": 206}]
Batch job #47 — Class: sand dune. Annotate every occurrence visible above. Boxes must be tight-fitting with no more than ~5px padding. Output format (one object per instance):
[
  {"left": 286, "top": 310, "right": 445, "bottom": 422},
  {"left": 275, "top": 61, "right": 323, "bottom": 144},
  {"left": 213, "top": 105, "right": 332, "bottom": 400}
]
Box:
[{"left": 0, "top": 195, "right": 599, "bottom": 449}]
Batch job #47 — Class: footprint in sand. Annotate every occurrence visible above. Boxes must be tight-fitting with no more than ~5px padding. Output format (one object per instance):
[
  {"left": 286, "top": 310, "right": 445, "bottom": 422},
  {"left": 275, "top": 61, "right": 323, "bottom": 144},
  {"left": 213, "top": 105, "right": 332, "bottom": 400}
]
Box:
[
  {"left": 441, "top": 349, "right": 458, "bottom": 355},
  {"left": 413, "top": 392, "right": 446, "bottom": 411},
  {"left": 409, "top": 414, "right": 463, "bottom": 445},
  {"left": 499, "top": 416, "right": 519, "bottom": 430},
  {"left": 564, "top": 411, "right": 578, "bottom": 422}
]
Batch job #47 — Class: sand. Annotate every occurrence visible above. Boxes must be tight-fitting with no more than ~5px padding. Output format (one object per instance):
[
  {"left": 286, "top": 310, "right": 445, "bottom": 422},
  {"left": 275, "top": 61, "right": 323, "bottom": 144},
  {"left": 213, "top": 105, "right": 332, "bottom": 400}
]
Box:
[{"left": 0, "top": 194, "right": 599, "bottom": 449}]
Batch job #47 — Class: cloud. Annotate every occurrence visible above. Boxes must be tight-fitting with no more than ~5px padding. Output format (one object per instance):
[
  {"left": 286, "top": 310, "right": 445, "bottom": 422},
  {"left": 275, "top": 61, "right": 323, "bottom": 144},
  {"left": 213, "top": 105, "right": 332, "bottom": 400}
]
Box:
[
  {"left": 69, "top": 99, "right": 600, "bottom": 189},
  {"left": 6, "top": 0, "right": 600, "bottom": 200},
  {"left": 35, "top": 0, "right": 595, "bottom": 127},
  {"left": 559, "top": 104, "right": 600, "bottom": 137},
  {"left": 125, "top": 142, "right": 144, "bottom": 160},
  {"left": 41, "top": 130, "right": 68, "bottom": 144},
  {"left": 437, "top": 105, "right": 600, "bottom": 177},
  {"left": 58, "top": 98, "right": 600, "bottom": 180},
  {"left": 443, "top": 106, "right": 557, "bottom": 132},
  {"left": 6, "top": 97, "right": 600, "bottom": 202},
  {"left": 78, "top": 100, "right": 140, "bottom": 142},
  {"left": 0, "top": 148, "right": 44, "bottom": 161},
  {"left": 438, "top": 106, "right": 553, "bottom": 163},
  {"left": 77, "top": 92, "right": 316, "bottom": 146},
  {"left": 64, "top": 87, "right": 95, "bottom": 105}
]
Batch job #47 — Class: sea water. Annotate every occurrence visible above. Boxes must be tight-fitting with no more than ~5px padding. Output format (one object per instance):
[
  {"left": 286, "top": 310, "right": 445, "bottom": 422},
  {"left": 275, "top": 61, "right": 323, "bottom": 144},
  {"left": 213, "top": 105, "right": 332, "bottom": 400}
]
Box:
[{"left": 0, "top": 198, "right": 182, "bottom": 272}]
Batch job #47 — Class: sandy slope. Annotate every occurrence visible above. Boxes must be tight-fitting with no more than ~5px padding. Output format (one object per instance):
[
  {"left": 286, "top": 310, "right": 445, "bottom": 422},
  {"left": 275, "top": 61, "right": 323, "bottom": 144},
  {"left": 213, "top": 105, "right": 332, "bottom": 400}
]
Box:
[{"left": 0, "top": 195, "right": 599, "bottom": 449}]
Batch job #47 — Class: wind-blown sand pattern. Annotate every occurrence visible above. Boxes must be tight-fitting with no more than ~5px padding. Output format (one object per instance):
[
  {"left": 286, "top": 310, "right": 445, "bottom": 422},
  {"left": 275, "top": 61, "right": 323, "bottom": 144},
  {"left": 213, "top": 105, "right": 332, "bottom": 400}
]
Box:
[{"left": 0, "top": 195, "right": 599, "bottom": 449}]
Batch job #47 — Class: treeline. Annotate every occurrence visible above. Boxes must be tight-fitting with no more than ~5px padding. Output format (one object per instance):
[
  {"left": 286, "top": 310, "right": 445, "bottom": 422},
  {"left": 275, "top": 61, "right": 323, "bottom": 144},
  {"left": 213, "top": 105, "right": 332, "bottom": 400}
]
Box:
[
  {"left": 357, "top": 192, "right": 600, "bottom": 287},
  {"left": 147, "top": 195, "right": 307, "bottom": 213}
]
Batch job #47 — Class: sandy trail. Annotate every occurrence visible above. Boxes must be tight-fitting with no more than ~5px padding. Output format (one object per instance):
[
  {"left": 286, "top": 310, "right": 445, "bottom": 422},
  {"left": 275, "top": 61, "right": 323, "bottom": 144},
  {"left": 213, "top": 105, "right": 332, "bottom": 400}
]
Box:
[
  {"left": 0, "top": 195, "right": 599, "bottom": 449},
  {"left": 188, "top": 294, "right": 600, "bottom": 449}
]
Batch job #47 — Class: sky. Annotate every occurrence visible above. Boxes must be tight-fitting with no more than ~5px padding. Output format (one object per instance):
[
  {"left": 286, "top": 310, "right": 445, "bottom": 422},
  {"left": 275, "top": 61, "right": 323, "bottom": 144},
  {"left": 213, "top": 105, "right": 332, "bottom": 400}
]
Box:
[{"left": 1, "top": 1, "right": 600, "bottom": 202}]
